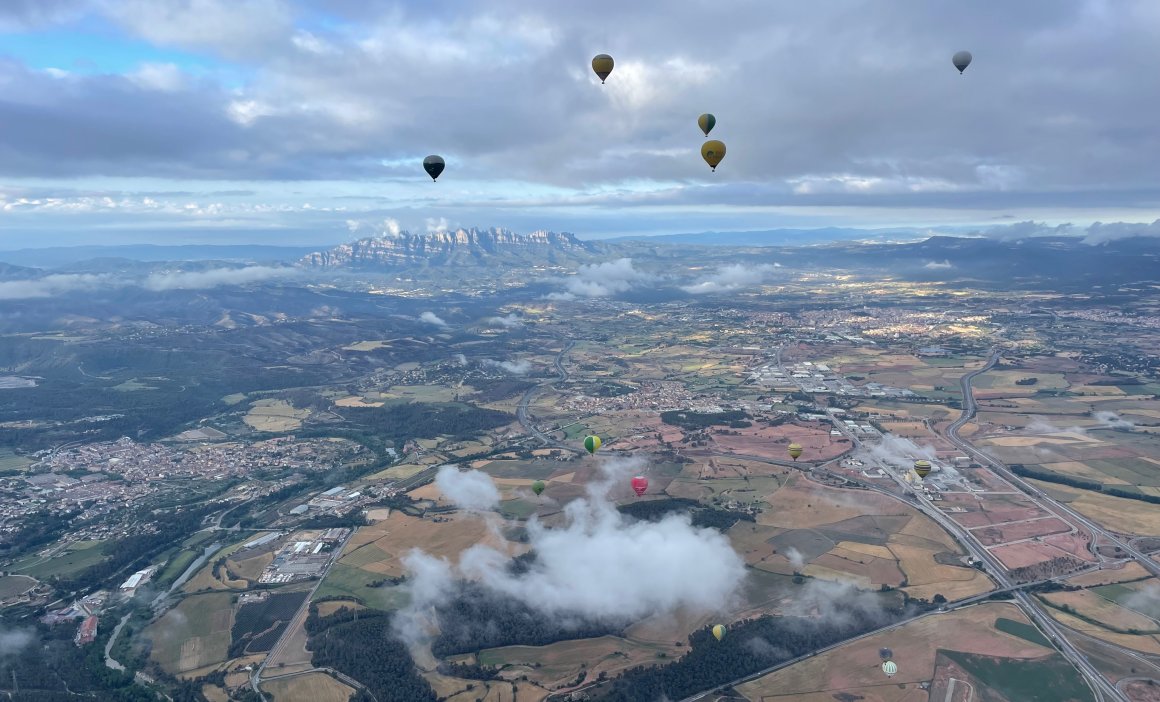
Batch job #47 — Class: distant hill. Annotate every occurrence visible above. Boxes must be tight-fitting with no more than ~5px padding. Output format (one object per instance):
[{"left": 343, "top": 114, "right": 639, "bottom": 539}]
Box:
[
  {"left": 300, "top": 227, "right": 600, "bottom": 269},
  {"left": 607, "top": 227, "right": 937, "bottom": 247},
  {"left": 0, "top": 244, "right": 320, "bottom": 269}
]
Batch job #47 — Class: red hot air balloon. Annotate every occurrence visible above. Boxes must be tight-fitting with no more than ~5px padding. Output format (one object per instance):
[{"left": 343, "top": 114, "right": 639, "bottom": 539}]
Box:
[{"left": 631, "top": 476, "right": 648, "bottom": 497}]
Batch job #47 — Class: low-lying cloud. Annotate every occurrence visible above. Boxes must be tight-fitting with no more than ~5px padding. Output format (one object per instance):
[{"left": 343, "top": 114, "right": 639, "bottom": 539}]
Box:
[
  {"left": 549, "top": 258, "right": 653, "bottom": 300},
  {"left": 143, "top": 265, "right": 296, "bottom": 291},
  {"left": 923, "top": 260, "right": 953, "bottom": 270},
  {"left": 682, "top": 263, "right": 778, "bottom": 294},
  {"left": 394, "top": 456, "right": 747, "bottom": 648},
  {"left": 483, "top": 313, "right": 524, "bottom": 329},
  {"left": 482, "top": 358, "right": 532, "bottom": 375},
  {"left": 434, "top": 464, "right": 501, "bottom": 512},
  {"left": 1094, "top": 411, "right": 1134, "bottom": 431},
  {"left": 0, "top": 273, "right": 114, "bottom": 300},
  {"left": 420, "top": 311, "right": 448, "bottom": 328}
]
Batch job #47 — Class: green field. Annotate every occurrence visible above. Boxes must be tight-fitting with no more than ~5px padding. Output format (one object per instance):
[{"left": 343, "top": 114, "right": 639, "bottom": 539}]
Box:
[
  {"left": 995, "top": 617, "right": 1051, "bottom": 647},
  {"left": 313, "top": 563, "right": 409, "bottom": 609},
  {"left": 157, "top": 549, "right": 200, "bottom": 587},
  {"left": 146, "top": 592, "right": 234, "bottom": 674},
  {"left": 499, "top": 499, "right": 540, "bottom": 519},
  {"left": 0, "top": 449, "right": 32, "bottom": 472},
  {"left": 1094, "top": 582, "right": 1160, "bottom": 619},
  {"left": 12, "top": 541, "right": 107, "bottom": 579},
  {"left": 940, "top": 650, "right": 1093, "bottom": 702},
  {"left": 0, "top": 575, "right": 36, "bottom": 599}
]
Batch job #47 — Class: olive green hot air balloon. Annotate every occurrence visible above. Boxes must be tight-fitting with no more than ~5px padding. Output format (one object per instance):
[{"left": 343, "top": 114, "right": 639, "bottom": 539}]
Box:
[
  {"left": 423, "top": 155, "right": 445, "bottom": 181},
  {"left": 592, "top": 54, "right": 614, "bottom": 83},
  {"left": 701, "top": 140, "right": 726, "bottom": 171},
  {"left": 532, "top": 480, "right": 546, "bottom": 496},
  {"left": 584, "top": 435, "right": 602, "bottom": 454},
  {"left": 952, "top": 50, "right": 972, "bottom": 74},
  {"left": 712, "top": 624, "right": 726, "bottom": 641},
  {"left": 914, "top": 460, "right": 932, "bottom": 479},
  {"left": 788, "top": 443, "right": 803, "bottom": 461},
  {"left": 697, "top": 113, "right": 716, "bottom": 137}
]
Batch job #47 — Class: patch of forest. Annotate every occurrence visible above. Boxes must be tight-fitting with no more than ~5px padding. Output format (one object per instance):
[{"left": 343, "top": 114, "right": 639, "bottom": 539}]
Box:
[
  {"left": 661, "top": 409, "right": 752, "bottom": 430},
  {"left": 431, "top": 583, "right": 627, "bottom": 657},
  {"left": 229, "top": 591, "right": 310, "bottom": 657},
  {"left": 591, "top": 599, "right": 923, "bottom": 701},
  {"left": 305, "top": 606, "right": 437, "bottom": 702},
  {"left": 340, "top": 402, "right": 515, "bottom": 448},
  {"left": 617, "top": 498, "right": 755, "bottom": 532},
  {"left": 1012, "top": 464, "right": 1160, "bottom": 505}
]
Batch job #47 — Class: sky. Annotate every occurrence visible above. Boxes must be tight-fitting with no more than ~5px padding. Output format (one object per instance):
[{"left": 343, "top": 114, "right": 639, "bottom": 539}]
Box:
[{"left": 2, "top": 0, "right": 1160, "bottom": 248}]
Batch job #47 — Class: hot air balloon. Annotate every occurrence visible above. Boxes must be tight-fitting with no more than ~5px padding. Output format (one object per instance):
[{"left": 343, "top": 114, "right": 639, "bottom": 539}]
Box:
[
  {"left": 532, "top": 480, "right": 546, "bottom": 496},
  {"left": 592, "top": 54, "right": 614, "bottom": 83},
  {"left": 631, "top": 475, "right": 648, "bottom": 497},
  {"left": 952, "top": 50, "right": 972, "bottom": 74},
  {"left": 882, "top": 660, "right": 898, "bottom": 678},
  {"left": 701, "top": 140, "right": 726, "bottom": 171},
  {"left": 423, "top": 155, "right": 445, "bottom": 181},
  {"left": 697, "top": 113, "right": 716, "bottom": 137},
  {"left": 788, "top": 443, "right": 803, "bottom": 461},
  {"left": 914, "top": 460, "right": 932, "bottom": 479},
  {"left": 879, "top": 647, "right": 893, "bottom": 660},
  {"left": 584, "top": 435, "right": 602, "bottom": 454},
  {"left": 712, "top": 624, "right": 726, "bottom": 641}
]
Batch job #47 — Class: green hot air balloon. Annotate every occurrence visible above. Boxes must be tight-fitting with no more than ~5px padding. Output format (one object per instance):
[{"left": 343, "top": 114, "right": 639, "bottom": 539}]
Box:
[
  {"left": 423, "top": 155, "right": 445, "bottom": 181},
  {"left": 592, "top": 54, "right": 614, "bottom": 83},
  {"left": 584, "top": 435, "right": 602, "bottom": 454},
  {"left": 697, "top": 113, "right": 716, "bottom": 137},
  {"left": 712, "top": 624, "right": 726, "bottom": 641},
  {"left": 952, "top": 50, "right": 972, "bottom": 74},
  {"left": 532, "top": 480, "right": 546, "bottom": 496}
]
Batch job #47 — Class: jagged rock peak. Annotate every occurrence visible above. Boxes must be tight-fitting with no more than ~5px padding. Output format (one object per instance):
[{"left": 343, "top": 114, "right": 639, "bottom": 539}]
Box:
[{"left": 299, "top": 226, "right": 590, "bottom": 268}]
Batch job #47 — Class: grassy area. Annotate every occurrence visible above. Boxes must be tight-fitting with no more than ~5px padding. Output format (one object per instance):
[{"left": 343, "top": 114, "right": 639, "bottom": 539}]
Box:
[
  {"left": 995, "top": 617, "right": 1051, "bottom": 647},
  {"left": 157, "top": 549, "right": 201, "bottom": 587},
  {"left": 12, "top": 541, "right": 107, "bottom": 579},
  {"left": 146, "top": 591, "right": 234, "bottom": 674},
  {"left": 0, "top": 575, "right": 36, "bottom": 598},
  {"left": 313, "top": 562, "right": 407, "bottom": 607},
  {"left": 940, "top": 650, "right": 1093, "bottom": 702},
  {"left": 0, "top": 449, "right": 33, "bottom": 472}
]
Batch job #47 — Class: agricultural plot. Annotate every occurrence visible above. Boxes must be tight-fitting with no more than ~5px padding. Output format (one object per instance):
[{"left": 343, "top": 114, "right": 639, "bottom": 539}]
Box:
[
  {"left": 736, "top": 603, "right": 1063, "bottom": 702},
  {"left": 477, "top": 635, "right": 679, "bottom": 693},
  {"left": 12, "top": 540, "right": 107, "bottom": 579},
  {"left": 262, "top": 672, "right": 354, "bottom": 702},
  {"left": 1029, "top": 480, "right": 1160, "bottom": 535},
  {"left": 146, "top": 592, "right": 235, "bottom": 675},
  {"left": 243, "top": 399, "right": 310, "bottom": 432},
  {"left": 231, "top": 591, "right": 310, "bottom": 655},
  {"left": 0, "top": 575, "right": 36, "bottom": 599},
  {"left": 0, "top": 449, "right": 32, "bottom": 471}
]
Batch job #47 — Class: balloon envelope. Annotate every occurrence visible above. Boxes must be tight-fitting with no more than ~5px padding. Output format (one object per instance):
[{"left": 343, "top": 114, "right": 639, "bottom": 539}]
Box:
[
  {"left": 631, "top": 476, "right": 648, "bottom": 497},
  {"left": 952, "top": 50, "right": 972, "bottom": 74},
  {"left": 532, "top": 480, "right": 546, "bottom": 496},
  {"left": 882, "top": 661, "right": 898, "bottom": 677},
  {"left": 584, "top": 435, "right": 602, "bottom": 454},
  {"left": 788, "top": 443, "right": 803, "bottom": 461},
  {"left": 697, "top": 113, "right": 716, "bottom": 137},
  {"left": 701, "top": 140, "right": 726, "bottom": 171},
  {"left": 592, "top": 54, "right": 614, "bottom": 83},
  {"left": 914, "top": 460, "right": 932, "bottom": 478},
  {"left": 423, "top": 155, "right": 445, "bottom": 181},
  {"left": 712, "top": 624, "right": 726, "bottom": 641}
]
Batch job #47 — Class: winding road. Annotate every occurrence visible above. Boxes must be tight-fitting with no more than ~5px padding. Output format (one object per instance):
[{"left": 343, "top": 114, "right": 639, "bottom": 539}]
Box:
[{"left": 516, "top": 339, "right": 581, "bottom": 452}]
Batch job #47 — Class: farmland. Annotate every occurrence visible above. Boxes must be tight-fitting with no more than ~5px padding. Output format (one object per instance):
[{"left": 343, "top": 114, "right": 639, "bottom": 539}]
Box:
[
  {"left": 261, "top": 673, "right": 354, "bottom": 702},
  {"left": 231, "top": 590, "right": 310, "bottom": 656},
  {"left": 12, "top": 540, "right": 107, "bottom": 579},
  {"left": 145, "top": 592, "right": 235, "bottom": 675}
]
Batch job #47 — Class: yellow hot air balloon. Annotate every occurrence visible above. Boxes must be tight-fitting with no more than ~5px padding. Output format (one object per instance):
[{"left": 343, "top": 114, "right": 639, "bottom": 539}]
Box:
[
  {"left": 701, "top": 140, "right": 726, "bottom": 171},
  {"left": 584, "top": 435, "right": 602, "bottom": 454},
  {"left": 914, "top": 460, "right": 932, "bottom": 479},
  {"left": 712, "top": 624, "right": 726, "bottom": 641},
  {"left": 592, "top": 54, "right": 614, "bottom": 83},
  {"left": 788, "top": 443, "right": 803, "bottom": 461}
]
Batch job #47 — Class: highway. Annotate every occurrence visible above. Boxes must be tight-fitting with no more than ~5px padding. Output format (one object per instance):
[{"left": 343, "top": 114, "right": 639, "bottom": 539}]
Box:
[{"left": 516, "top": 339, "right": 582, "bottom": 452}]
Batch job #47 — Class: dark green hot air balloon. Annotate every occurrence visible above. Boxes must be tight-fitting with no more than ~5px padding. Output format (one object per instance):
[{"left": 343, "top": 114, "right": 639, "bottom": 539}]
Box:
[
  {"left": 697, "top": 113, "right": 716, "bottom": 137},
  {"left": 952, "top": 50, "right": 972, "bottom": 75},
  {"left": 423, "top": 155, "right": 445, "bottom": 181},
  {"left": 532, "top": 480, "right": 546, "bottom": 496}
]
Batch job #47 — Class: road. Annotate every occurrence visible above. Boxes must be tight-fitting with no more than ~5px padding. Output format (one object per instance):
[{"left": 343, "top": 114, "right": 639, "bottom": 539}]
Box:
[
  {"left": 251, "top": 528, "right": 357, "bottom": 701},
  {"left": 942, "top": 349, "right": 1127, "bottom": 702},
  {"left": 516, "top": 340, "right": 581, "bottom": 452}
]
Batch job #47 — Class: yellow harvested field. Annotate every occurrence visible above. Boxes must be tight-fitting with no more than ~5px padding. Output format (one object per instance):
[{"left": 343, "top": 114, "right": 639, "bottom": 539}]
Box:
[
  {"left": 1028, "top": 480, "right": 1160, "bottom": 534},
  {"left": 1044, "top": 590, "right": 1159, "bottom": 633},
  {"left": 984, "top": 434, "right": 1094, "bottom": 447},
  {"left": 1047, "top": 609, "right": 1160, "bottom": 654},
  {"left": 1067, "top": 562, "right": 1152, "bottom": 587},
  {"left": 479, "top": 635, "right": 678, "bottom": 692},
  {"left": 891, "top": 543, "right": 993, "bottom": 599},
  {"left": 757, "top": 476, "right": 901, "bottom": 529},
  {"left": 201, "top": 685, "right": 229, "bottom": 702},
  {"left": 338, "top": 511, "right": 520, "bottom": 578},
  {"left": 243, "top": 399, "right": 309, "bottom": 432},
  {"left": 227, "top": 552, "right": 273, "bottom": 582},
  {"left": 315, "top": 600, "right": 366, "bottom": 617},
  {"left": 333, "top": 395, "right": 384, "bottom": 408},
  {"left": 367, "top": 463, "right": 430, "bottom": 481},
  {"left": 834, "top": 541, "right": 896, "bottom": 560},
  {"left": 737, "top": 603, "right": 1052, "bottom": 701},
  {"left": 803, "top": 563, "right": 870, "bottom": 588},
  {"left": 343, "top": 340, "right": 391, "bottom": 351},
  {"left": 1039, "top": 461, "right": 1131, "bottom": 485},
  {"left": 261, "top": 673, "right": 354, "bottom": 702}
]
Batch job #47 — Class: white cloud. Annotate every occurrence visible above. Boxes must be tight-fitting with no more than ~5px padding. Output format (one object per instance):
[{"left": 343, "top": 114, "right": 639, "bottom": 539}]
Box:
[
  {"left": 0, "top": 273, "right": 115, "bottom": 300},
  {"left": 426, "top": 217, "right": 450, "bottom": 233},
  {"left": 434, "top": 464, "right": 501, "bottom": 511},
  {"left": 483, "top": 313, "right": 524, "bottom": 329},
  {"left": 1094, "top": 411, "right": 1134, "bottom": 431},
  {"left": 682, "top": 263, "right": 778, "bottom": 294},
  {"left": 923, "top": 260, "right": 953, "bottom": 269},
  {"left": 557, "top": 258, "right": 653, "bottom": 298},
  {"left": 100, "top": 0, "right": 292, "bottom": 58},
  {"left": 482, "top": 359, "right": 532, "bottom": 375},
  {"left": 126, "top": 63, "right": 185, "bottom": 92},
  {"left": 142, "top": 266, "right": 295, "bottom": 291},
  {"left": 785, "top": 547, "right": 805, "bottom": 569},
  {"left": 394, "top": 456, "right": 747, "bottom": 647},
  {"left": 419, "top": 311, "right": 448, "bottom": 327}
]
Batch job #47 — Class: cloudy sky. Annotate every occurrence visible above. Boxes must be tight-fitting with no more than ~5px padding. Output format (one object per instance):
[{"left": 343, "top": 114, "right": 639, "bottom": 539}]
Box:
[{"left": 2, "top": 0, "right": 1160, "bottom": 248}]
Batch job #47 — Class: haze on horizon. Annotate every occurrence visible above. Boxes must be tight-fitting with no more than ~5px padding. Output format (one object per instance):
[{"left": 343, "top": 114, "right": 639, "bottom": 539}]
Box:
[{"left": 2, "top": 0, "right": 1160, "bottom": 249}]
